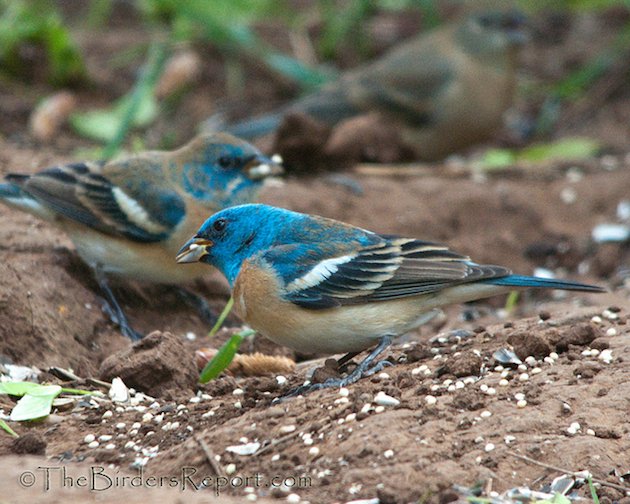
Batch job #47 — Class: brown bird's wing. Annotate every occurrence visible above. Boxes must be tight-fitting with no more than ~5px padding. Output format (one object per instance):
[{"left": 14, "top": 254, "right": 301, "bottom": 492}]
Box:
[{"left": 6, "top": 158, "right": 185, "bottom": 242}]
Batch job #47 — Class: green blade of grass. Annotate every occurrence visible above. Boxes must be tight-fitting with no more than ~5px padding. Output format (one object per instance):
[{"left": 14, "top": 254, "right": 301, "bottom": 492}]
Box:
[
  {"left": 588, "top": 476, "right": 600, "bottom": 504},
  {"left": 208, "top": 296, "right": 234, "bottom": 338},
  {"left": 199, "top": 329, "right": 255, "bottom": 383},
  {"left": 0, "top": 419, "right": 18, "bottom": 438}
]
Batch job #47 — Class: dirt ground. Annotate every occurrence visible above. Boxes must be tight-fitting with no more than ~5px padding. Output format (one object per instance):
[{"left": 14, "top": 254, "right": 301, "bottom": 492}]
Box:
[{"left": 1, "top": 5, "right": 630, "bottom": 504}]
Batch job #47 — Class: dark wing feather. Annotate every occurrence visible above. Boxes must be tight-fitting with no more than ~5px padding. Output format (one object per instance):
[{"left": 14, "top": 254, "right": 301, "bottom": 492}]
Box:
[
  {"left": 283, "top": 236, "right": 511, "bottom": 310},
  {"left": 8, "top": 162, "right": 185, "bottom": 242}
]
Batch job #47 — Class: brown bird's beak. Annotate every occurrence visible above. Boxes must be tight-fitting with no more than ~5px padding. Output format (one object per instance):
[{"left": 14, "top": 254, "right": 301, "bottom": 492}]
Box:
[
  {"left": 176, "top": 236, "right": 213, "bottom": 264},
  {"left": 245, "top": 153, "right": 284, "bottom": 180}
]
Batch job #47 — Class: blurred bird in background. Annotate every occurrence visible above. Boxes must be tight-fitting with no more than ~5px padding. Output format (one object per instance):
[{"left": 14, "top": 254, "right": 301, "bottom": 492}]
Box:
[
  {"left": 204, "top": 9, "right": 526, "bottom": 163},
  {"left": 0, "top": 134, "right": 282, "bottom": 340},
  {"left": 177, "top": 204, "right": 603, "bottom": 395}
]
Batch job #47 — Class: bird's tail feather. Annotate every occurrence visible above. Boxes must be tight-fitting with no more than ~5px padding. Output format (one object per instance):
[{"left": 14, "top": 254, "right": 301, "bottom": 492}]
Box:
[
  {"left": 484, "top": 274, "right": 605, "bottom": 293},
  {"left": 0, "top": 182, "right": 23, "bottom": 199}
]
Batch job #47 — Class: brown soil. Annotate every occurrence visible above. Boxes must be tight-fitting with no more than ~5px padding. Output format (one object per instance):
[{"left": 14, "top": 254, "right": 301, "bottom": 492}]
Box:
[{"left": 1, "top": 6, "right": 630, "bottom": 504}]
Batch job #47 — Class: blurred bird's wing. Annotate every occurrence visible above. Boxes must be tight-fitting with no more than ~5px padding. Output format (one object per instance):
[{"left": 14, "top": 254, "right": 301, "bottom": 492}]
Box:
[
  {"left": 347, "top": 39, "right": 455, "bottom": 125},
  {"left": 275, "top": 237, "right": 510, "bottom": 309},
  {"left": 6, "top": 159, "right": 186, "bottom": 242}
]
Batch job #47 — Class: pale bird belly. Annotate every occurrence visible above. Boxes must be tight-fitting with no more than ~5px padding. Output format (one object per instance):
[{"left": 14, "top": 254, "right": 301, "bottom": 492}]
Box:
[{"left": 64, "top": 224, "right": 208, "bottom": 284}]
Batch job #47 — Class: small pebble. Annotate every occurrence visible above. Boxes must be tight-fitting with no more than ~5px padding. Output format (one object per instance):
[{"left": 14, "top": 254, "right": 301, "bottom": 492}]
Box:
[
  {"left": 484, "top": 443, "right": 495, "bottom": 452},
  {"left": 504, "top": 435, "right": 516, "bottom": 444},
  {"left": 425, "top": 395, "right": 437, "bottom": 406},
  {"left": 383, "top": 449, "right": 394, "bottom": 458},
  {"left": 378, "top": 372, "right": 391, "bottom": 380},
  {"left": 271, "top": 454, "right": 280, "bottom": 462},
  {"left": 225, "top": 463, "right": 236, "bottom": 475},
  {"left": 233, "top": 388, "right": 244, "bottom": 396},
  {"left": 606, "top": 327, "right": 617, "bottom": 337},
  {"left": 234, "top": 401, "right": 242, "bottom": 409},
  {"left": 479, "top": 384, "right": 489, "bottom": 392},
  {"left": 514, "top": 392, "right": 526, "bottom": 401},
  {"left": 102, "top": 411, "right": 113, "bottom": 419},
  {"left": 276, "top": 375, "right": 288, "bottom": 386},
  {"left": 339, "top": 387, "right": 350, "bottom": 397},
  {"left": 599, "top": 349, "right": 613, "bottom": 364},
  {"left": 309, "top": 446, "right": 320, "bottom": 456},
  {"left": 586, "top": 429, "right": 595, "bottom": 436},
  {"left": 549, "top": 352, "right": 559, "bottom": 360},
  {"left": 286, "top": 494, "right": 301, "bottom": 503}
]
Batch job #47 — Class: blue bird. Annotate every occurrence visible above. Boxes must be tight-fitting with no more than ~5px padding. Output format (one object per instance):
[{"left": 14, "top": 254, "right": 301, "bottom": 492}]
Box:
[
  {"left": 177, "top": 204, "right": 604, "bottom": 394},
  {"left": 0, "top": 134, "right": 282, "bottom": 340}
]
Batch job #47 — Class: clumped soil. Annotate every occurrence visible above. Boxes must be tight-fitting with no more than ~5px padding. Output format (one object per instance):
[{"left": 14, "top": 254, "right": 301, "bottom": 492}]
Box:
[{"left": 1, "top": 6, "right": 630, "bottom": 504}]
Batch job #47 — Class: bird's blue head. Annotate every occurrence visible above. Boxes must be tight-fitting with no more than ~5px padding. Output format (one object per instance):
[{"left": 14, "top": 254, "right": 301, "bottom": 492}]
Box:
[
  {"left": 176, "top": 204, "right": 303, "bottom": 285},
  {"left": 177, "top": 133, "right": 283, "bottom": 207}
]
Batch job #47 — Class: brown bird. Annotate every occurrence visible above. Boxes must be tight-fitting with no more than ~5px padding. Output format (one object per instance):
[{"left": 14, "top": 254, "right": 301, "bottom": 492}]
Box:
[{"left": 208, "top": 10, "right": 525, "bottom": 162}]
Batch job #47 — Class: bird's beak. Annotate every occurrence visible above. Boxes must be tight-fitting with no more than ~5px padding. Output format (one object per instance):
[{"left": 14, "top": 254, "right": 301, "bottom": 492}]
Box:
[
  {"left": 176, "top": 236, "right": 213, "bottom": 264},
  {"left": 245, "top": 153, "right": 284, "bottom": 180}
]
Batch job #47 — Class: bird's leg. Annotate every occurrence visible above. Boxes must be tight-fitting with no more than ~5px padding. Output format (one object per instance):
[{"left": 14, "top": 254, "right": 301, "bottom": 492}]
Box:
[
  {"left": 174, "top": 287, "right": 218, "bottom": 326},
  {"left": 277, "top": 335, "right": 394, "bottom": 400},
  {"left": 93, "top": 265, "right": 143, "bottom": 341}
]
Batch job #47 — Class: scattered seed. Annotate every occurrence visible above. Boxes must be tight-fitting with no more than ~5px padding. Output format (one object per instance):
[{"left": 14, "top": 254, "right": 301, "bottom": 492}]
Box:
[
  {"left": 226, "top": 442, "right": 261, "bottom": 456},
  {"left": 606, "top": 327, "right": 617, "bottom": 337},
  {"left": 591, "top": 316, "right": 603, "bottom": 324},
  {"left": 504, "top": 435, "right": 516, "bottom": 444},
  {"left": 586, "top": 429, "right": 595, "bottom": 436},
  {"left": 486, "top": 387, "right": 497, "bottom": 395},
  {"left": 271, "top": 454, "right": 280, "bottom": 462},
  {"left": 425, "top": 395, "right": 437, "bottom": 406},
  {"left": 309, "top": 446, "right": 320, "bottom": 456},
  {"left": 233, "top": 388, "right": 244, "bottom": 396},
  {"left": 525, "top": 356, "right": 537, "bottom": 366},
  {"left": 225, "top": 463, "right": 236, "bottom": 475},
  {"left": 124, "top": 441, "right": 136, "bottom": 449},
  {"left": 286, "top": 493, "right": 301, "bottom": 503},
  {"left": 339, "top": 387, "right": 350, "bottom": 397},
  {"left": 517, "top": 364, "right": 527, "bottom": 372},
  {"left": 480, "top": 410, "right": 492, "bottom": 418},
  {"left": 98, "top": 435, "right": 112, "bottom": 442},
  {"left": 374, "top": 406, "right": 385, "bottom": 413},
  {"left": 599, "top": 349, "right": 613, "bottom": 364},
  {"left": 102, "top": 411, "right": 113, "bottom": 419},
  {"left": 189, "top": 396, "right": 201, "bottom": 404},
  {"left": 280, "top": 425, "right": 296, "bottom": 434},
  {"left": 378, "top": 372, "right": 391, "bottom": 380},
  {"left": 234, "top": 401, "right": 242, "bottom": 409},
  {"left": 383, "top": 449, "right": 394, "bottom": 458},
  {"left": 484, "top": 443, "right": 495, "bottom": 452},
  {"left": 142, "top": 413, "right": 153, "bottom": 423},
  {"left": 374, "top": 391, "right": 400, "bottom": 407},
  {"left": 531, "top": 367, "right": 542, "bottom": 375},
  {"left": 116, "top": 422, "right": 126, "bottom": 430},
  {"left": 276, "top": 375, "right": 288, "bottom": 386},
  {"left": 516, "top": 400, "right": 527, "bottom": 408},
  {"left": 202, "top": 411, "right": 215, "bottom": 418},
  {"left": 105, "top": 443, "right": 116, "bottom": 450},
  {"left": 84, "top": 434, "right": 96, "bottom": 444},
  {"left": 88, "top": 441, "right": 100, "bottom": 449},
  {"left": 519, "top": 373, "right": 529, "bottom": 382}
]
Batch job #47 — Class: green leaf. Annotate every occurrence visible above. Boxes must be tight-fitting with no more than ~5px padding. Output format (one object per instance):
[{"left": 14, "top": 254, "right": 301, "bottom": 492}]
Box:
[
  {"left": 0, "top": 381, "right": 40, "bottom": 396},
  {"left": 477, "top": 148, "right": 517, "bottom": 170},
  {"left": 208, "top": 297, "right": 234, "bottom": 338},
  {"left": 199, "top": 329, "right": 255, "bottom": 383},
  {"left": 518, "top": 137, "right": 600, "bottom": 163},
  {"left": 0, "top": 419, "right": 18, "bottom": 438},
  {"left": 10, "top": 385, "right": 62, "bottom": 421}
]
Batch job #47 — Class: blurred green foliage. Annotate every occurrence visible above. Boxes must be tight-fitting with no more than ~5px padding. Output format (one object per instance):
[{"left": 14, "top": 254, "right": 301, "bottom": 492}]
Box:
[{"left": 0, "top": 0, "right": 86, "bottom": 85}]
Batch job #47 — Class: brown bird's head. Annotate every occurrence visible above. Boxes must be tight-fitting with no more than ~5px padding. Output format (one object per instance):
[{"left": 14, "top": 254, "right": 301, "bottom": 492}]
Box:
[{"left": 457, "top": 10, "right": 527, "bottom": 60}]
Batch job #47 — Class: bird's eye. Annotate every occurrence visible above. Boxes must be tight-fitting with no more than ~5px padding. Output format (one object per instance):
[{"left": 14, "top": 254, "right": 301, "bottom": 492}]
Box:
[
  {"left": 218, "top": 156, "right": 240, "bottom": 169},
  {"left": 213, "top": 218, "right": 227, "bottom": 232}
]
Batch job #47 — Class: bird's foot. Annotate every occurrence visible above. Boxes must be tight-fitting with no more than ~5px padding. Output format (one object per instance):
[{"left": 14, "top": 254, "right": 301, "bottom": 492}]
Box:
[
  {"left": 94, "top": 266, "right": 143, "bottom": 341},
  {"left": 275, "top": 335, "right": 393, "bottom": 401}
]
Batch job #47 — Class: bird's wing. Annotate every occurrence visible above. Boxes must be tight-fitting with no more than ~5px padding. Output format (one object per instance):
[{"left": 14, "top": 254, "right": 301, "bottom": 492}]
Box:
[
  {"left": 7, "top": 159, "right": 186, "bottom": 242},
  {"left": 272, "top": 236, "right": 510, "bottom": 309},
  {"left": 348, "top": 36, "right": 455, "bottom": 125}
]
